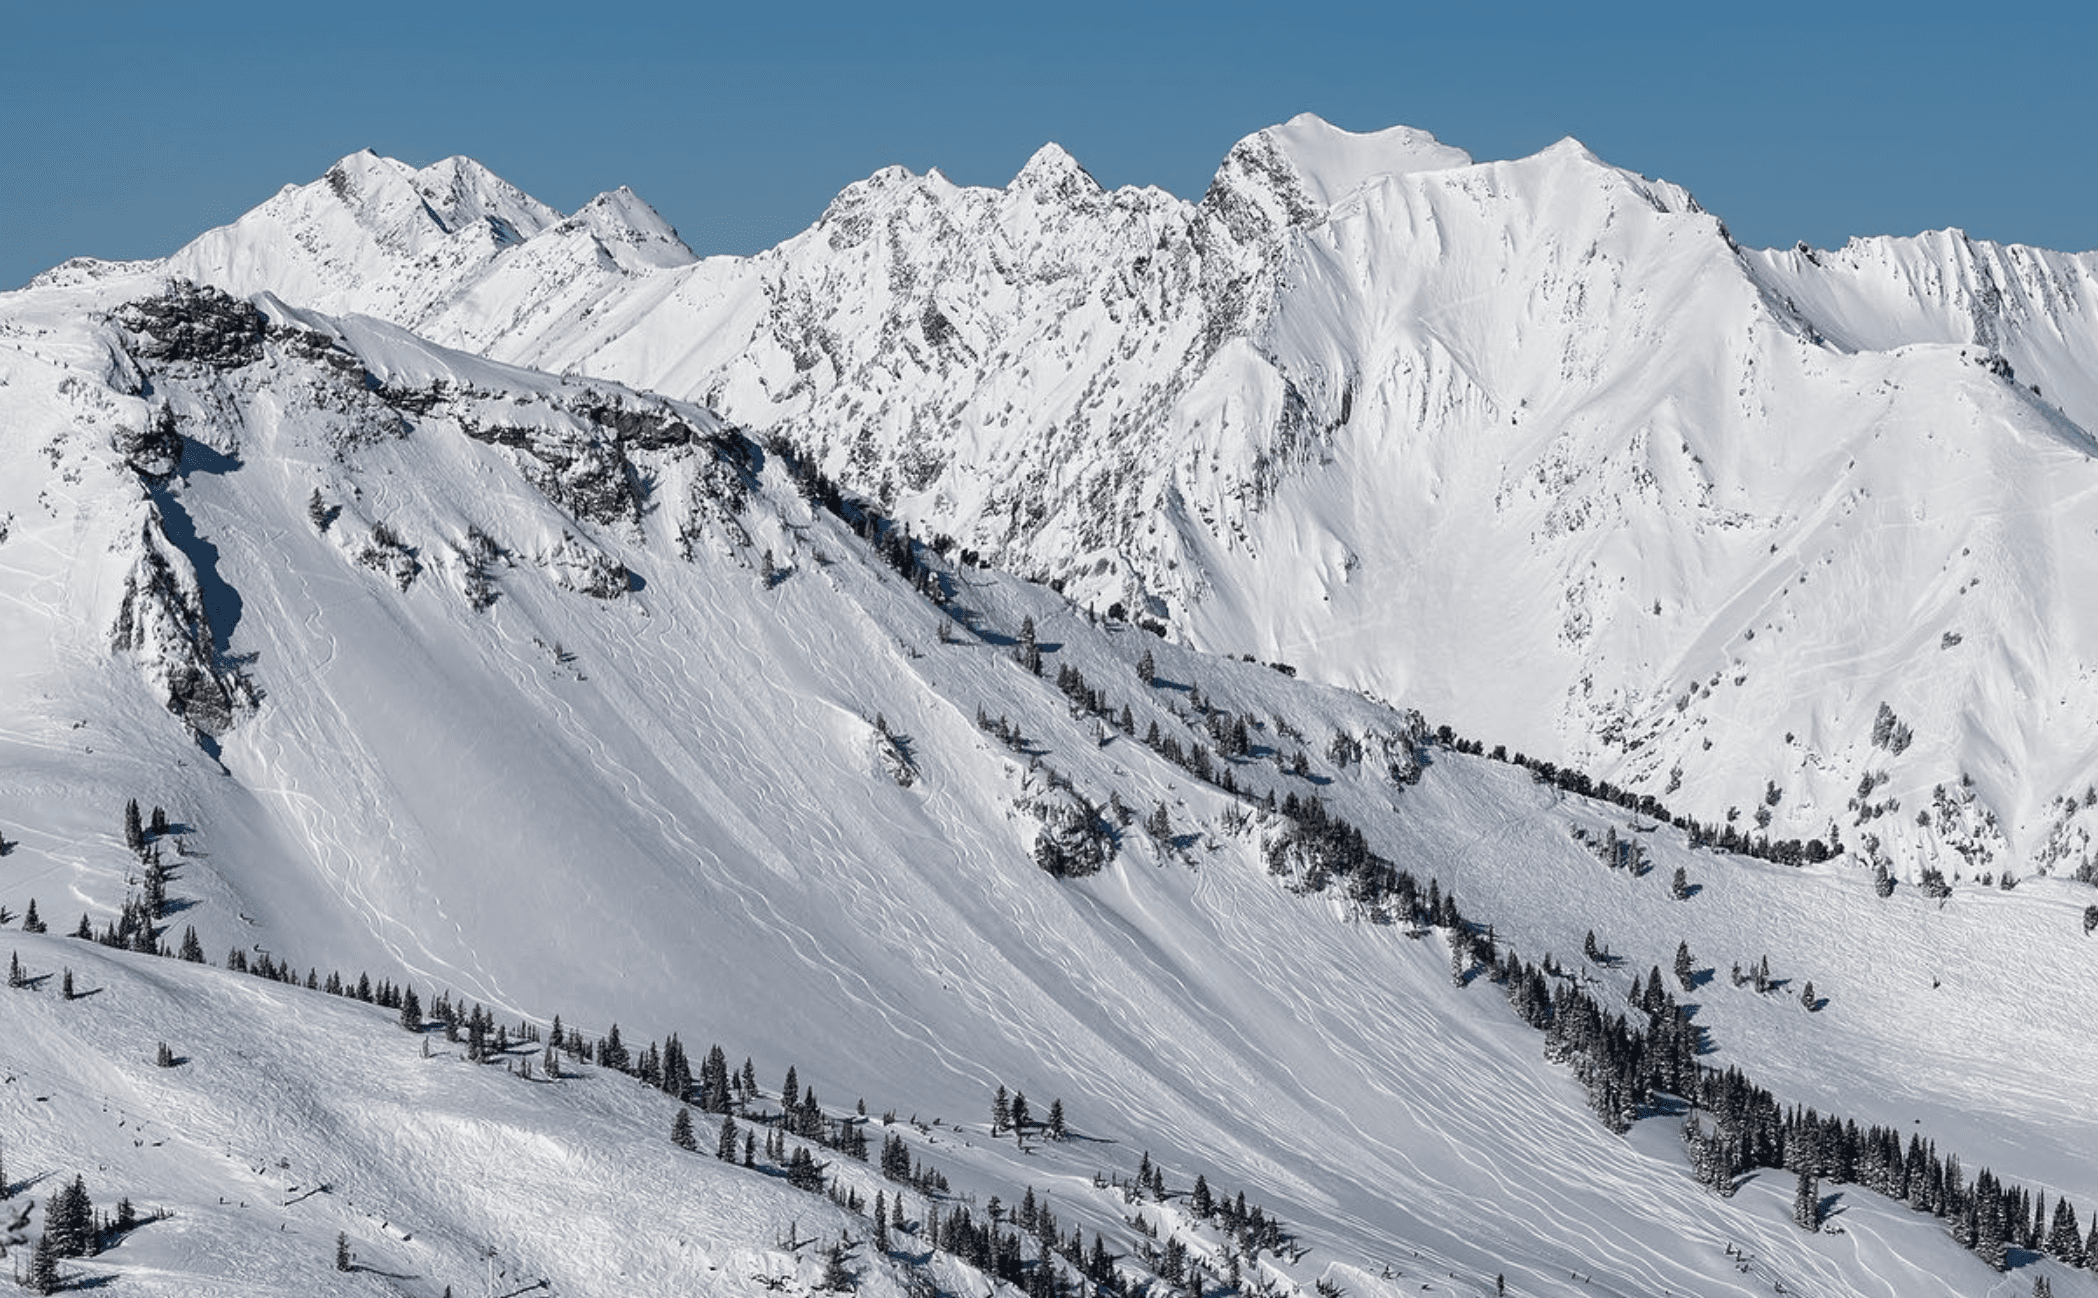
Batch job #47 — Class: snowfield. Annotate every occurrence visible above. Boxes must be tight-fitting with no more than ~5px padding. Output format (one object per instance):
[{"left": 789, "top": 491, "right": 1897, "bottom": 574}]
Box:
[{"left": 0, "top": 122, "right": 2094, "bottom": 1298}]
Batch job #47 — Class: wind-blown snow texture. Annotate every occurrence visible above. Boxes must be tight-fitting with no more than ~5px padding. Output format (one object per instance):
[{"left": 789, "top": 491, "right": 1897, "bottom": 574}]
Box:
[{"left": 2, "top": 120, "right": 2096, "bottom": 1298}]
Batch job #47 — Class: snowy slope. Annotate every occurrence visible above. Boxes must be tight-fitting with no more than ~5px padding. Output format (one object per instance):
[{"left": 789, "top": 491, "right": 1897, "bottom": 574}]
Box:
[
  {"left": 1, "top": 271, "right": 2094, "bottom": 1297},
  {"left": 143, "top": 120, "right": 2098, "bottom": 886}
]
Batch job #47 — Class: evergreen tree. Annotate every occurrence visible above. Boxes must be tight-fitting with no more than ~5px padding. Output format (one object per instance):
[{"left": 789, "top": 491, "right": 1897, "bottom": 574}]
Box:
[
  {"left": 149, "top": 805, "right": 169, "bottom": 836},
  {"left": 1047, "top": 1097, "right": 1066, "bottom": 1140},
  {"left": 1674, "top": 940, "right": 1694, "bottom": 991},
  {"left": 821, "top": 1240, "right": 854, "bottom": 1290},
  {"left": 9, "top": 951, "right": 24, "bottom": 989},
  {"left": 874, "top": 1190, "right": 891, "bottom": 1253},
  {"left": 309, "top": 488, "right": 331, "bottom": 532},
  {"left": 1800, "top": 980, "right": 1817, "bottom": 1011},
  {"left": 700, "top": 1043, "right": 733, "bottom": 1113},
  {"left": 123, "top": 798, "right": 144, "bottom": 852},
  {"left": 60, "top": 968, "right": 73, "bottom": 1000},
  {"left": 1147, "top": 803, "right": 1172, "bottom": 841},
  {"left": 27, "top": 1233, "right": 60, "bottom": 1295},
  {"left": 22, "top": 899, "right": 44, "bottom": 933},
  {"left": 1011, "top": 1091, "right": 1031, "bottom": 1134},
  {"left": 1137, "top": 648, "right": 1155, "bottom": 687},
  {"left": 47, "top": 1175, "right": 92, "bottom": 1257},
  {"left": 993, "top": 1084, "right": 1011, "bottom": 1134},
  {"left": 336, "top": 1230, "right": 352, "bottom": 1271},
  {"left": 399, "top": 986, "right": 423, "bottom": 1032},
  {"left": 671, "top": 1107, "right": 698, "bottom": 1152},
  {"left": 1793, "top": 1166, "right": 1820, "bottom": 1231},
  {"left": 717, "top": 1113, "right": 740, "bottom": 1161},
  {"left": 2046, "top": 1197, "right": 2084, "bottom": 1266},
  {"left": 1017, "top": 616, "right": 1042, "bottom": 676}
]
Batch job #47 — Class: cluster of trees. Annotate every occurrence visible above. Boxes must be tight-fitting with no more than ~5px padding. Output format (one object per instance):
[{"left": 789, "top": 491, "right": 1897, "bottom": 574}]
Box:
[
  {"left": 19, "top": 1175, "right": 153, "bottom": 1295},
  {"left": 1229, "top": 719, "right": 2090, "bottom": 1278},
  {"left": 1687, "top": 1067, "right": 2098, "bottom": 1271},
  {"left": 1431, "top": 726, "right": 1846, "bottom": 868}
]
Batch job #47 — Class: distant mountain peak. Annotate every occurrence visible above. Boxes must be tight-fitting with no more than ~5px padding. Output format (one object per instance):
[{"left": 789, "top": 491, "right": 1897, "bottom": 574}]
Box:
[
  {"left": 1009, "top": 142, "right": 1103, "bottom": 201},
  {"left": 1257, "top": 113, "right": 1473, "bottom": 207}
]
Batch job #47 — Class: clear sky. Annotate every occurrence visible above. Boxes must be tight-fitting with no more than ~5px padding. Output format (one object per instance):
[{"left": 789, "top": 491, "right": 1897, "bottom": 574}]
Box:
[{"left": 4, "top": 0, "right": 2093, "bottom": 289}]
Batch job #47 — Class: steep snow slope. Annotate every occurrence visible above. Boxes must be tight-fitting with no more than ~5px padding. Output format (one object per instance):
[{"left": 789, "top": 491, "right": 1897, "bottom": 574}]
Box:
[
  {"left": 149, "top": 120, "right": 2098, "bottom": 882},
  {"left": 2, "top": 273, "right": 2094, "bottom": 1297}
]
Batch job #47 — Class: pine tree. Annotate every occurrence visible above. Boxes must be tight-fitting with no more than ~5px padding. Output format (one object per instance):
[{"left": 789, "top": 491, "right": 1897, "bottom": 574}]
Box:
[
  {"left": 2046, "top": 1196, "right": 2084, "bottom": 1266},
  {"left": 60, "top": 968, "right": 73, "bottom": 1000},
  {"left": 992, "top": 1084, "right": 1011, "bottom": 1135},
  {"left": 717, "top": 1113, "right": 740, "bottom": 1161},
  {"left": 1583, "top": 930, "right": 1602, "bottom": 963},
  {"left": 671, "top": 1107, "right": 698, "bottom": 1152},
  {"left": 399, "top": 986, "right": 422, "bottom": 1032},
  {"left": 22, "top": 899, "right": 44, "bottom": 933},
  {"left": 155, "top": 1042, "right": 176, "bottom": 1068},
  {"left": 309, "top": 488, "right": 330, "bottom": 531},
  {"left": 8, "top": 951, "right": 24, "bottom": 988},
  {"left": 336, "top": 1230, "right": 352, "bottom": 1271},
  {"left": 27, "top": 1233, "right": 60, "bottom": 1295},
  {"left": 1010, "top": 1091, "right": 1031, "bottom": 1134},
  {"left": 822, "top": 1241, "right": 854, "bottom": 1290},
  {"left": 1670, "top": 865, "right": 1691, "bottom": 900},
  {"left": 873, "top": 1190, "right": 891, "bottom": 1252},
  {"left": 1674, "top": 940, "right": 1694, "bottom": 991},
  {"left": 1047, "top": 1097, "right": 1066, "bottom": 1140},
  {"left": 1137, "top": 648, "right": 1154, "bottom": 687},
  {"left": 1147, "top": 803, "right": 1171, "bottom": 841},
  {"left": 1794, "top": 1165, "right": 1820, "bottom": 1231},
  {"left": 47, "top": 1175, "right": 92, "bottom": 1257},
  {"left": 149, "top": 805, "right": 168, "bottom": 836},
  {"left": 1800, "top": 980, "right": 1817, "bottom": 1011},
  {"left": 123, "top": 798, "right": 144, "bottom": 853},
  {"left": 1016, "top": 616, "right": 1042, "bottom": 676}
]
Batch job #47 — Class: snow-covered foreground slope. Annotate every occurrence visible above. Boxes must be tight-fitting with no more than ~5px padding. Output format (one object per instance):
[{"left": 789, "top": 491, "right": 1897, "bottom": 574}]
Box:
[
  {"left": 135, "top": 115, "right": 2098, "bottom": 886},
  {"left": 1, "top": 274, "right": 2094, "bottom": 1296}
]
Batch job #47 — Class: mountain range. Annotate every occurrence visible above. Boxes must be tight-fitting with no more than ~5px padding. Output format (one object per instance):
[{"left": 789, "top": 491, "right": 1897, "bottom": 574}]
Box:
[{"left": 1, "top": 117, "right": 2094, "bottom": 1297}]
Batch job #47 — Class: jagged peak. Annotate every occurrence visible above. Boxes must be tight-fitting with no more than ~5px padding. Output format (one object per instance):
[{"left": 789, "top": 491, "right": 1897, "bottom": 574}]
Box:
[
  {"left": 1008, "top": 143, "right": 1102, "bottom": 200},
  {"left": 410, "top": 155, "right": 560, "bottom": 243},
  {"left": 571, "top": 186, "right": 695, "bottom": 269}
]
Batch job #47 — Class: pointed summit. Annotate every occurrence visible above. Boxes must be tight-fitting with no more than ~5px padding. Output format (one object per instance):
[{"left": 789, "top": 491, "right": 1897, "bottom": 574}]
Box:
[
  {"left": 1008, "top": 143, "right": 1102, "bottom": 202},
  {"left": 570, "top": 186, "right": 696, "bottom": 271},
  {"left": 412, "top": 156, "right": 560, "bottom": 245}
]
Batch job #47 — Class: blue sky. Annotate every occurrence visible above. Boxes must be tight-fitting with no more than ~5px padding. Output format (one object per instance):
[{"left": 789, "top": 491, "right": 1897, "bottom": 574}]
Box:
[{"left": 4, "top": 0, "right": 2092, "bottom": 288}]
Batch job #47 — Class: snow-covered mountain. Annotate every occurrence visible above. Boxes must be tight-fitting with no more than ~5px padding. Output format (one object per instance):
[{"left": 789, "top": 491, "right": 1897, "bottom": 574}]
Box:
[
  {"left": 3, "top": 124, "right": 2097, "bottom": 1297},
  {"left": 129, "top": 115, "right": 2098, "bottom": 886}
]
